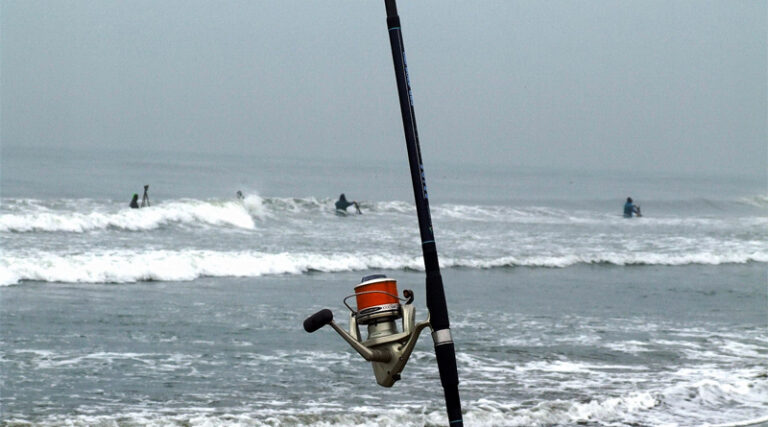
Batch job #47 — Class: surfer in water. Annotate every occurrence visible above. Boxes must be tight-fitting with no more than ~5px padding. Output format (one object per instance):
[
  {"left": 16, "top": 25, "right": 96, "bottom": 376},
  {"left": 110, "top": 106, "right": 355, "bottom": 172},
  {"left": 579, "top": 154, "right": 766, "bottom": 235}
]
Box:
[
  {"left": 141, "top": 185, "right": 150, "bottom": 207},
  {"left": 623, "top": 197, "right": 641, "bottom": 218},
  {"left": 335, "top": 193, "right": 362, "bottom": 215},
  {"left": 129, "top": 193, "right": 140, "bottom": 209},
  {"left": 236, "top": 190, "right": 245, "bottom": 200}
]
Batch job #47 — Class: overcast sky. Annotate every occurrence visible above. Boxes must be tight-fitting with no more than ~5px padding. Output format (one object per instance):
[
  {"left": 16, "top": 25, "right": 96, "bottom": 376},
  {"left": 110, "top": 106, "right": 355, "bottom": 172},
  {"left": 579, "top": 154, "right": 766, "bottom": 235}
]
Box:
[{"left": 2, "top": 1, "right": 766, "bottom": 177}]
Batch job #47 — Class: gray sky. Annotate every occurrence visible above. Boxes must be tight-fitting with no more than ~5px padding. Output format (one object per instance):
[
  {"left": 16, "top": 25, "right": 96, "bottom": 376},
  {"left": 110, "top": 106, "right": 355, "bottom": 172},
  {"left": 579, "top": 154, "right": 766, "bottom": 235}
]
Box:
[{"left": 2, "top": 1, "right": 766, "bottom": 177}]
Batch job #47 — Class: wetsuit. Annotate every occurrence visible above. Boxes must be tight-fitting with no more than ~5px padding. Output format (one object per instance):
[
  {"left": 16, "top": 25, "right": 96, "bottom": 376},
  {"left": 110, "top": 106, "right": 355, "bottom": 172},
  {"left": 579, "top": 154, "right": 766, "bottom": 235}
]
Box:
[
  {"left": 335, "top": 195, "right": 353, "bottom": 211},
  {"left": 624, "top": 201, "right": 639, "bottom": 217}
]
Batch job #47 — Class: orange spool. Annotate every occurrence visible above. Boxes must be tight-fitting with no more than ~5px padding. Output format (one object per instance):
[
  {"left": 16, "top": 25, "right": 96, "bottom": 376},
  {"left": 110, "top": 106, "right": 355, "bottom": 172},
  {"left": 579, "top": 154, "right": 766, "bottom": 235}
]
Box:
[{"left": 354, "top": 275, "right": 400, "bottom": 322}]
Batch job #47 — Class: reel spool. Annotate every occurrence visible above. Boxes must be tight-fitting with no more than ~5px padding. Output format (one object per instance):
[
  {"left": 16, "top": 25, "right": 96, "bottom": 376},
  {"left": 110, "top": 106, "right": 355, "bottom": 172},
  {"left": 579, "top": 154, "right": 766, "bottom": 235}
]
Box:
[
  {"left": 351, "top": 275, "right": 401, "bottom": 324},
  {"left": 303, "top": 274, "right": 430, "bottom": 387}
]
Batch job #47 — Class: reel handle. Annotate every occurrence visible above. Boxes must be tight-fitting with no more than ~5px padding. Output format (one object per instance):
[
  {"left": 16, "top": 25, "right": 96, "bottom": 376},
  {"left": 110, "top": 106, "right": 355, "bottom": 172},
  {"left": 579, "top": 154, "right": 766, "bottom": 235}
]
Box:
[{"left": 304, "top": 309, "right": 334, "bottom": 333}]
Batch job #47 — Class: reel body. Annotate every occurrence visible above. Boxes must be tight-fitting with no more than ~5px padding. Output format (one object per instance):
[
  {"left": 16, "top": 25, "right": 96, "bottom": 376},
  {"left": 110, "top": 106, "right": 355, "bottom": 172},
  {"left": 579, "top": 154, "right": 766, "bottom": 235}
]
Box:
[{"left": 304, "top": 274, "right": 430, "bottom": 387}]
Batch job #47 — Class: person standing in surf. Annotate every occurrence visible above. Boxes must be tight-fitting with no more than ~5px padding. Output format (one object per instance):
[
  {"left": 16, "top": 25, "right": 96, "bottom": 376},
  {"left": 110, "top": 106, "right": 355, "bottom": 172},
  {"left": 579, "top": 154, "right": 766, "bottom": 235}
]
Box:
[
  {"left": 141, "top": 185, "right": 150, "bottom": 207},
  {"left": 335, "top": 193, "right": 362, "bottom": 214}
]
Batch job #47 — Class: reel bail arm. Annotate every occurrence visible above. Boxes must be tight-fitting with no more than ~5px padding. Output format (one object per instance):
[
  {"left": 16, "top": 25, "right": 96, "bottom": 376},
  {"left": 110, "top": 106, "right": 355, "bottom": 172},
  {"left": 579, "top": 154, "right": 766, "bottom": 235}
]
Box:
[{"left": 304, "top": 309, "right": 392, "bottom": 363}]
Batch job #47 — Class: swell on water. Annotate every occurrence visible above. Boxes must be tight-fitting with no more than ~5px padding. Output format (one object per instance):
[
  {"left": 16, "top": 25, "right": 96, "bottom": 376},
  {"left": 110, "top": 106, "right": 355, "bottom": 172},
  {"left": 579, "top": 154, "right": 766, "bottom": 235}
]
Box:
[
  {"left": 0, "top": 198, "right": 266, "bottom": 232},
  {"left": 2, "top": 195, "right": 767, "bottom": 233},
  {"left": 2, "top": 249, "right": 767, "bottom": 286},
  {"left": 0, "top": 196, "right": 407, "bottom": 233},
  {"left": 2, "top": 194, "right": 766, "bottom": 285}
]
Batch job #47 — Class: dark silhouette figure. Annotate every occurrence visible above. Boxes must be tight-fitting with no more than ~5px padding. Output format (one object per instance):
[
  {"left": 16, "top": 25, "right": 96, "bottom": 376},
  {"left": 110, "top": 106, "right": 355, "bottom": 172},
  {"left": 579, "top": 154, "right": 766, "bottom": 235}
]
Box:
[
  {"left": 141, "top": 185, "right": 150, "bottom": 208},
  {"left": 335, "top": 193, "right": 362, "bottom": 214},
  {"left": 623, "top": 197, "right": 641, "bottom": 218}
]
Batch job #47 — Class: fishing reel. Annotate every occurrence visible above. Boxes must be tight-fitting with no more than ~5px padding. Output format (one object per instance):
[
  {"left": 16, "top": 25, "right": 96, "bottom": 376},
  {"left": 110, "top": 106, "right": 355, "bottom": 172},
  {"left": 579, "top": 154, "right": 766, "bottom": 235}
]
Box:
[{"left": 303, "top": 274, "right": 431, "bottom": 387}]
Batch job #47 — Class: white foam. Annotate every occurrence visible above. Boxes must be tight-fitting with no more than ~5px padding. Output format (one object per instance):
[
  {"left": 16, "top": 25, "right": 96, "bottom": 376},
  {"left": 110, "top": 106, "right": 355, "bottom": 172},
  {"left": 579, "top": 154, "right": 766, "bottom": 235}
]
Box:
[
  {"left": 439, "top": 250, "right": 768, "bottom": 269},
  {"left": 2, "top": 247, "right": 767, "bottom": 286},
  {"left": 5, "top": 196, "right": 768, "bottom": 230},
  {"left": 0, "top": 199, "right": 257, "bottom": 232},
  {"left": 0, "top": 249, "right": 425, "bottom": 286},
  {"left": 425, "top": 393, "right": 661, "bottom": 426},
  {"left": 657, "top": 366, "right": 768, "bottom": 425},
  {"left": 741, "top": 194, "right": 768, "bottom": 208},
  {"left": 5, "top": 368, "right": 767, "bottom": 426},
  {"left": 432, "top": 204, "right": 597, "bottom": 225},
  {"left": 707, "top": 414, "right": 768, "bottom": 427}
]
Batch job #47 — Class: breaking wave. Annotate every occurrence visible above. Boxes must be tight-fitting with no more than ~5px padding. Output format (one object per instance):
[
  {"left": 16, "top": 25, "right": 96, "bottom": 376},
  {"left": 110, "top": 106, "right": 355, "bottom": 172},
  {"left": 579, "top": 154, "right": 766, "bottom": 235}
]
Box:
[
  {"left": 742, "top": 194, "right": 768, "bottom": 208},
  {"left": 5, "top": 371, "right": 767, "bottom": 426},
  {"left": 2, "top": 196, "right": 767, "bottom": 233},
  {"left": 0, "top": 198, "right": 265, "bottom": 232},
  {"left": 0, "top": 250, "right": 421, "bottom": 286},
  {"left": 2, "top": 249, "right": 767, "bottom": 286},
  {"left": 0, "top": 196, "right": 408, "bottom": 233}
]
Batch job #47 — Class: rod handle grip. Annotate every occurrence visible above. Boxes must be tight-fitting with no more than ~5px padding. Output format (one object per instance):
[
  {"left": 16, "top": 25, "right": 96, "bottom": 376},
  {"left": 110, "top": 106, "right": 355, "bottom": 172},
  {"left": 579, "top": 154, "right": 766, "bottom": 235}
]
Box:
[{"left": 303, "top": 309, "right": 333, "bottom": 333}]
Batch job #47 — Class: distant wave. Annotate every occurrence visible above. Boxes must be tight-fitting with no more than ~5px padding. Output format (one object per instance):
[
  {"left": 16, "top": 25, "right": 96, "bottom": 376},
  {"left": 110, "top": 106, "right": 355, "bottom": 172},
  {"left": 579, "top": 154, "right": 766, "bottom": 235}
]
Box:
[
  {"left": 3, "top": 196, "right": 766, "bottom": 233},
  {"left": 443, "top": 252, "right": 768, "bottom": 269},
  {"left": 741, "top": 194, "right": 768, "bottom": 208},
  {"left": 0, "top": 250, "right": 423, "bottom": 286},
  {"left": 0, "top": 198, "right": 264, "bottom": 233},
  {"left": 2, "top": 249, "right": 766, "bottom": 286},
  {"left": 0, "top": 196, "right": 414, "bottom": 233}
]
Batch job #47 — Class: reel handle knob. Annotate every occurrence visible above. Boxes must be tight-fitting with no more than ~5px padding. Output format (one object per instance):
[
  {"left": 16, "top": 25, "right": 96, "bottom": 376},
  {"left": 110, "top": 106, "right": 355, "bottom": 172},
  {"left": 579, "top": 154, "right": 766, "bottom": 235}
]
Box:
[{"left": 303, "top": 309, "right": 334, "bottom": 333}]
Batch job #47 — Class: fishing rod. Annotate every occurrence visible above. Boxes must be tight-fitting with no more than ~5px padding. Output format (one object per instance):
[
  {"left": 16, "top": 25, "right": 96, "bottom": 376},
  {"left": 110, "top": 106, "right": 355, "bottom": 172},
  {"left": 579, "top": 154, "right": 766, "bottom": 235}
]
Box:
[
  {"left": 302, "top": 1, "right": 462, "bottom": 425},
  {"left": 383, "top": 0, "right": 463, "bottom": 424}
]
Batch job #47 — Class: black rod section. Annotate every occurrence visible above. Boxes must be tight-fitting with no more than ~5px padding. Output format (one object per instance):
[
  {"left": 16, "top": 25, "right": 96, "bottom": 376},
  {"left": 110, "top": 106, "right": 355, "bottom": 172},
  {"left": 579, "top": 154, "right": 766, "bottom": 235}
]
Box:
[{"left": 383, "top": 1, "right": 463, "bottom": 424}]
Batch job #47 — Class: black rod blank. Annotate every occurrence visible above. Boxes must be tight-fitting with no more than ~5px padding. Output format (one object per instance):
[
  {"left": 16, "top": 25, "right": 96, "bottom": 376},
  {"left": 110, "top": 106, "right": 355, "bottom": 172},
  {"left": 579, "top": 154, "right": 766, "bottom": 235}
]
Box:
[{"left": 383, "top": 1, "right": 463, "bottom": 424}]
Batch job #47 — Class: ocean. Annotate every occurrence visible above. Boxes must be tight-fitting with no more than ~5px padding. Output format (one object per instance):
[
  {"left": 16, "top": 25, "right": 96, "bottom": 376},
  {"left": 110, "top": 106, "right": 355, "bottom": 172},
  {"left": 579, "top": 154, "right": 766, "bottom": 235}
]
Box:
[{"left": 1, "top": 145, "right": 766, "bottom": 426}]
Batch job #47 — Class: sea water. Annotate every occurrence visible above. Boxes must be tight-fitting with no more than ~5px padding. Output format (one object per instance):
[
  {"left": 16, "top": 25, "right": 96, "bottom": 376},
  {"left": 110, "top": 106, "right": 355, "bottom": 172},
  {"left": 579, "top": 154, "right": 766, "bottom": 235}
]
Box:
[{"left": 1, "top": 145, "right": 766, "bottom": 426}]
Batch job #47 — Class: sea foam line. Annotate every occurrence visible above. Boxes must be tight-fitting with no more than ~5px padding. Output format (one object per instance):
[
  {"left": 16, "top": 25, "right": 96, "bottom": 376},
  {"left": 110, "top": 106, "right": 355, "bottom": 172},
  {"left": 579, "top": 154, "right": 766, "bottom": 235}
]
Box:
[
  {"left": 2, "top": 248, "right": 767, "bottom": 286},
  {"left": 0, "top": 199, "right": 264, "bottom": 232},
  {"left": 0, "top": 250, "right": 424, "bottom": 286},
  {"left": 3, "top": 196, "right": 768, "bottom": 233}
]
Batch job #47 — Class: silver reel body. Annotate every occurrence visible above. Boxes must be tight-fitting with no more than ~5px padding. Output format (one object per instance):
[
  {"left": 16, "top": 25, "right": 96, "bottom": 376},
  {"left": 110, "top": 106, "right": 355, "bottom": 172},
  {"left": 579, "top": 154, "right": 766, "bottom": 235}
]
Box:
[{"left": 303, "top": 276, "right": 431, "bottom": 387}]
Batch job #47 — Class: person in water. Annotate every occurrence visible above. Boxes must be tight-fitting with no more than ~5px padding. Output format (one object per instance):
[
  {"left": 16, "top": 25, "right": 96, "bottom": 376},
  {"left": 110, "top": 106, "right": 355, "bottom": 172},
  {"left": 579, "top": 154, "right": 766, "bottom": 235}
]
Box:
[
  {"left": 335, "top": 193, "right": 362, "bottom": 214},
  {"left": 236, "top": 190, "right": 245, "bottom": 200},
  {"left": 623, "top": 197, "right": 641, "bottom": 218},
  {"left": 141, "top": 185, "right": 150, "bottom": 207},
  {"left": 129, "top": 193, "right": 140, "bottom": 209}
]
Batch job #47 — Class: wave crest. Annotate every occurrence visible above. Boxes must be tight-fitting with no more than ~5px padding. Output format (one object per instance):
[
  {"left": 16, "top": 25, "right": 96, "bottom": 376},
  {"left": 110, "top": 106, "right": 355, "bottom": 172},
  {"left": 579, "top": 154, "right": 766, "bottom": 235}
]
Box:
[
  {"left": 2, "top": 249, "right": 766, "bottom": 286},
  {"left": 0, "top": 199, "right": 258, "bottom": 233},
  {"left": 3, "top": 196, "right": 767, "bottom": 233}
]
